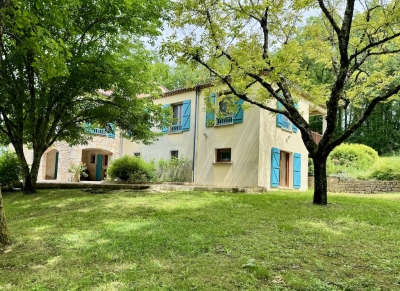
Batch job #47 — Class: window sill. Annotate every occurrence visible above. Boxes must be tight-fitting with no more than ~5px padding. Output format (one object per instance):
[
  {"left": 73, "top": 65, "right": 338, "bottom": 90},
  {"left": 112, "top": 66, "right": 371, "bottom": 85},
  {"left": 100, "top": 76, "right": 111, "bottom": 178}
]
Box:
[
  {"left": 279, "top": 127, "right": 293, "bottom": 133},
  {"left": 214, "top": 123, "right": 233, "bottom": 127},
  {"left": 168, "top": 131, "right": 183, "bottom": 134},
  {"left": 213, "top": 162, "right": 232, "bottom": 164}
]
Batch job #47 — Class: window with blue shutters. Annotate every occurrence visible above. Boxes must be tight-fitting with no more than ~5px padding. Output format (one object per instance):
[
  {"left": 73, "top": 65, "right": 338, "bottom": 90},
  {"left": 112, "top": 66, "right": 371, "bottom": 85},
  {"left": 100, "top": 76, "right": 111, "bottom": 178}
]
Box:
[
  {"left": 207, "top": 93, "right": 244, "bottom": 127},
  {"left": 270, "top": 147, "right": 281, "bottom": 188},
  {"left": 276, "top": 101, "right": 291, "bottom": 130},
  {"left": 163, "top": 101, "right": 191, "bottom": 133},
  {"left": 293, "top": 153, "right": 301, "bottom": 189},
  {"left": 276, "top": 101, "right": 300, "bottom": 132}
]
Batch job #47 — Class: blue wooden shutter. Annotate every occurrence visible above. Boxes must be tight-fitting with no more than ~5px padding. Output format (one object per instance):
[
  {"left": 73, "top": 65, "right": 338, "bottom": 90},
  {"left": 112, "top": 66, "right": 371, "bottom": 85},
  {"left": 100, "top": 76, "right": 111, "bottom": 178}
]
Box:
[
  {"left": 206, "top": 93, "right": 216, "bottom": 127},
  {"left": 162, "top": 104, "right": 170, "bottom": 134},
  {"left": 293, "top": 153, "right": 301, "bottom": 189},
  {"left": 292, "top": 103, "right": 298, "bottom": 133},
  {"left": 233, "top": 99, "right": 244, "bottom": 124},
  {"left": 271, "top": 147, "right": 281, "bottom": 187},
  {"left": 276, "top": 101, "right": 283, "bottom": 128},
  {"left": 107, "top": 123, "right": 115, "bottom": 138},
  {"left": 182, "top": 100, "right": 191, "bottom": 131}
]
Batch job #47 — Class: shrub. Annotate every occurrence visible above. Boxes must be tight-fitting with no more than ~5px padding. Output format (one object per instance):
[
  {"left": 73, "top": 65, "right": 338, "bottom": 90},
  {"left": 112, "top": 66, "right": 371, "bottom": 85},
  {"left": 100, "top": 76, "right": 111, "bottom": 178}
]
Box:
[
  {"left": 107, "top": 155, "right": 156, "bottom": 182},
  {"left": 308, "top": 158, "right": 314, "bottom": 176},
  {"left": 369, "top": 157, "right": 400, "bottom": 180},
  {"left": 327, "top": 143, "right": 378, "bottom": 174},
  {"left": 157, "top": 157, "right": 192, "bottom": 182},
  {"left": 0, "top": 150, "right": 22, "bottom": 187}
]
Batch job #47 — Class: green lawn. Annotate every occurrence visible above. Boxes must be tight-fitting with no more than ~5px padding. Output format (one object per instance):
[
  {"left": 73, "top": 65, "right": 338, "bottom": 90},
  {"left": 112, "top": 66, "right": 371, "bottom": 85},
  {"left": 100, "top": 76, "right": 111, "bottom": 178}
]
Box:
[{"left": 1, "top": 190, "right": 400, "bottom": 291}]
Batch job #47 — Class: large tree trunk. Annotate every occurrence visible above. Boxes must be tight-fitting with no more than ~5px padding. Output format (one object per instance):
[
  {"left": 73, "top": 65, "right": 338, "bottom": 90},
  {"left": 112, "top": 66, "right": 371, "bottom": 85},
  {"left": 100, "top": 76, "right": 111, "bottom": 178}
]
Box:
[
  {"left": 0, "top": 188, "right": 10, "bottom": 247},
  {"left": 313, "top": 156, "right": 328, "bottom": 205},
  {"left": 22, "top": 154, "right": 41, "bottom": 195}
]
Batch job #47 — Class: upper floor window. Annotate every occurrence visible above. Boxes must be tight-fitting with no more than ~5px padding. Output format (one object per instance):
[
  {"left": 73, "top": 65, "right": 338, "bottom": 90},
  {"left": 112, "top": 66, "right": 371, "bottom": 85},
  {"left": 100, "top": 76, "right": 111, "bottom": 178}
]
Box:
[
  {"left": 162, "top": 100, "right": 191, "bottom": 134},
  {"left": 171, "top": 103, "right": 183, "bottom": 132},
  {"left": 276, "top": 101, "right": 298, "bottom": 133},
  {"left": 206, "top": 93, "right": 244, "bottom": 127},
  {"left": 216, "top": 97, "right": 234, "bottom": 125}
]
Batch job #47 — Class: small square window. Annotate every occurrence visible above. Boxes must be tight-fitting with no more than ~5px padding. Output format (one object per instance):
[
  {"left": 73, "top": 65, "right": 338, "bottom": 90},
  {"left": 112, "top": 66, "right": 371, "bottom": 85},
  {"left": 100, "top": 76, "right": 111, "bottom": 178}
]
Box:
[
  {"left": 171, "top": 150, "right": 179, "bottom": 159},
  {"left": 90, "top": 154, "right": 95, "bottom": 164},
  {"left": 216, "top": 148, "right": 231, "bottom": 162},
  {"left": 134, "top": 152, "right": 141, "bottom": 157}
]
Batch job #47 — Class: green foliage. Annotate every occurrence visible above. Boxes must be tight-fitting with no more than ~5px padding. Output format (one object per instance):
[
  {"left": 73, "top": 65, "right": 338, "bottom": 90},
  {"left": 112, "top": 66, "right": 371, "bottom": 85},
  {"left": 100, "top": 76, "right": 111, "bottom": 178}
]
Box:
[
  {"left": 0, "top": 150, "right": 21, "bottom": 187},
  {"left": 152, "top": 61, "right": 210, "bottom": 90},
  {"left": 107, "top": 156, "right": 156, "bottom": 182},
  {"left": 0, "top": 0, "right": 170, "bottom": 193},
  {"left": 308, "top": 158, "right": 314, "bottom": 176},
  {"left": 157, "top": 157, "right": 192, "bottom": 182},
  {"left": 369, "top": 157, "right": 400, "bottom": 181},
  {"left": 67, "top": 162, "right": 88, "bottom": 178},
  {"left": 327, "top": 143, "right": 378, "bottom": 175}
]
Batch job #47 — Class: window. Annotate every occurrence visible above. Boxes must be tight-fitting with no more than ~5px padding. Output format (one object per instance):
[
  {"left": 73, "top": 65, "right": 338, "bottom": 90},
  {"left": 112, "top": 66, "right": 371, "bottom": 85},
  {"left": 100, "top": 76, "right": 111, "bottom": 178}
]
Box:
[
  {"left": 134, "top": 152, "right": 141, "bottom": 157},
  {"left": 171, "top": 150, "right": 179, "bottom": 159},
  {"left": 171, "top": 103, "right": 183, "bottom": 132},
  {"left": 216, "top": 148, "right": 231, "bottom": 162},
  {"left": 276, "top": 101, "right": 298, "bottom": 132},
  {"left": 162, "top": 100, "right": 191, "bottom": 133},
  {"left": 206, "top": 93, "right": 243, "bottom": 127},
  {"left": 90, "top": 154, "right": 95, "bottom": 164},
  {"left": 216, "top": 97, "right": 233, "bottom": 125},
  {"left": 104, "top": 155, "right": 109, "bottom": 166}
]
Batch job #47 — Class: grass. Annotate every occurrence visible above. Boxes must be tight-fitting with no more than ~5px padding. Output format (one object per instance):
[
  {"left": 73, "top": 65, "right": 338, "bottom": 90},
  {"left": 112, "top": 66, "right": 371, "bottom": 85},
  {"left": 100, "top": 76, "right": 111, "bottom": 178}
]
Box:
[{"left": 1, "top": 189, "right": 400, "bottom": 291}]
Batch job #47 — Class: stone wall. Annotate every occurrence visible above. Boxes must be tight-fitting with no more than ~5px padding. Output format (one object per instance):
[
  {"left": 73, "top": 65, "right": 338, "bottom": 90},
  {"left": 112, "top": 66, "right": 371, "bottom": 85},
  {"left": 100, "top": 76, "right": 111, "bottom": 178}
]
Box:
[
  {"left": 24, "top": 132, "right": 121, "bottom": 182},
  {"left": 308, "top": 177, "right": 400, "bottom": 194}
]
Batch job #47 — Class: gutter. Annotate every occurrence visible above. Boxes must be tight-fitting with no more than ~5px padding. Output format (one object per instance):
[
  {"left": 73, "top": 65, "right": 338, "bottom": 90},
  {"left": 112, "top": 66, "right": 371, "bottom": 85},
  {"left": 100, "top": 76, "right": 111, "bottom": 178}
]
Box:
[{"left": 192, "top": 85, "right": 199, "bottom": 183}]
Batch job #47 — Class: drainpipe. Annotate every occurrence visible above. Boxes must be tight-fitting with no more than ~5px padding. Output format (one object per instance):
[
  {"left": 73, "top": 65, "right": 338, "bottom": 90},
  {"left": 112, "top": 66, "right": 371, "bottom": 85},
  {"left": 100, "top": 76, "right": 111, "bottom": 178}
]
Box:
[
  {"left": 119, "top": 133, "right": 124, "bottom": 158},
  {"left": 192, "top": 85, "right": 199, "bottom": 183}
]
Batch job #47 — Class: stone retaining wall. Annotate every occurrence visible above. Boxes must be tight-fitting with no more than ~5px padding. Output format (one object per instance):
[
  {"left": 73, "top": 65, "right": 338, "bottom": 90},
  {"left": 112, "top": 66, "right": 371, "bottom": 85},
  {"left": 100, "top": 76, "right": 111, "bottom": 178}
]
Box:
[{"left": 308, "top": 177, "right": 400, "bottom": 194}]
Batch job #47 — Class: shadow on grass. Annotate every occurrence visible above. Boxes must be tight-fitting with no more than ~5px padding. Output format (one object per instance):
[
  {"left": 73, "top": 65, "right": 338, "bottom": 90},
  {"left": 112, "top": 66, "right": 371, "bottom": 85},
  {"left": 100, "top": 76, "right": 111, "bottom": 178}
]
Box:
[{"left": 2, "top": 190, "right": 400, "bottom": 291}]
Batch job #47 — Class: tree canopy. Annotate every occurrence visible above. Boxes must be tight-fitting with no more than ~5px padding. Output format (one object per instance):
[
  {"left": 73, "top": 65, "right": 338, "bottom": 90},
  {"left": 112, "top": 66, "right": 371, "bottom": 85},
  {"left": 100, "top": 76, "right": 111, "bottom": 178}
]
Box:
[
  {"left": 163, "top": 0, "right": 400, "bottom": 204},
  {"left": 0, "top": 0, "right": 170, "bottom": 194}
]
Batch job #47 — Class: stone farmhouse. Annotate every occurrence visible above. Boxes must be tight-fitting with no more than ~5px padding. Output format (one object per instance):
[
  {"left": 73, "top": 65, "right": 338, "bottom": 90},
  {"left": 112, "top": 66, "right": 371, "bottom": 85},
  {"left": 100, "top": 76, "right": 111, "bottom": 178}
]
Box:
[{"left": 24, "top": 85, "right": 325, "bottom": 189}]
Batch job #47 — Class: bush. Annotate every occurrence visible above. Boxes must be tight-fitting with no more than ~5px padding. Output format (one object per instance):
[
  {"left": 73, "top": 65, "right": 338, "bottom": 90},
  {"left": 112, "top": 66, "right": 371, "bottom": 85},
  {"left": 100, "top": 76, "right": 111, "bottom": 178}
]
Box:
[
  {"left": 369, "top": 157, "right": 400, "bottom": 180},
  {"left": 157, "top": 157, "right": 192, "bottom": 182},
  {"left": 107, "top": 155, "right": 156, "bottom": 182},
  {"left": 0, "top": 150, "right": 22, "bottom": 187},
  {"left": 308, "top": 158, "right": 314, "bottom": 176},
  {"left": 327, "top": 143, "right": 378, "bottom": 174}
]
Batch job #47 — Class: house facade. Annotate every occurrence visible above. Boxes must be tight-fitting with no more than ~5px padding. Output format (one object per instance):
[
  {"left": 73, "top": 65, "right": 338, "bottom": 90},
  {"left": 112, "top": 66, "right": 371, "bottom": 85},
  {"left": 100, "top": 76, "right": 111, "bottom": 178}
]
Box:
[{"left": 122, "top": 86, "right": 326, "bottom": 190}]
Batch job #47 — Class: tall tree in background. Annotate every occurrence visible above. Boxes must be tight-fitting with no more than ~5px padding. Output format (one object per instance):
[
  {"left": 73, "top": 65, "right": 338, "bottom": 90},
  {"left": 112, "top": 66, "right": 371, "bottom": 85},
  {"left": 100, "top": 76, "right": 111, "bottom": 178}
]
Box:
[
  {"left": 164, "top": 0, "right": 400, "bottom": 205},
  {"left": 0, "top": 0, "right": 170, "bottom": 194},
  {"left": 153, "top": 61, "right": 211, "bottom": 90}
]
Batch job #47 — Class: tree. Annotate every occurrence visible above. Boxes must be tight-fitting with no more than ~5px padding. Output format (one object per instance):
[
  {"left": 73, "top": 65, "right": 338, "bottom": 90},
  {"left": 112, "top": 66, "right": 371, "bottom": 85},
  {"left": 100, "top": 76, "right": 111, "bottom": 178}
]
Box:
[
  {"left": 153, "top": 61, "right": 211, "bottom": 90},
  {"left": 0, "top": 0, "right": 170, "bottom": 194},
  {"left": 163, "top": 0, "right": 400, "bottom": 205},
  {"left": 0, "top": 188, "right": 9, "bottom": 246}
]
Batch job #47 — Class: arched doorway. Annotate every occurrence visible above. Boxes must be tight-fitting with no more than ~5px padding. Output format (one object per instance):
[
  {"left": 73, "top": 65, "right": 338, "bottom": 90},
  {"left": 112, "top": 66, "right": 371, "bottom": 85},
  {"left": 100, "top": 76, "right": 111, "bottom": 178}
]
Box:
[
  {"left": 43, "top": 149, "right": 59, "bottom": 180},
  {"left": 81, "top": 149, "right": 113, "bottom": 181}
]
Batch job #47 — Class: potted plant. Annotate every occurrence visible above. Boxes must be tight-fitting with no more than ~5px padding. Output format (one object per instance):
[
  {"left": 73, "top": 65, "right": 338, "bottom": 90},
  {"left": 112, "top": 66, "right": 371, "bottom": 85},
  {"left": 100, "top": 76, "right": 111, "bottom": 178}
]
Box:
[{"left": 68, "top": 162, "right": 88, "bottom": 182}]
